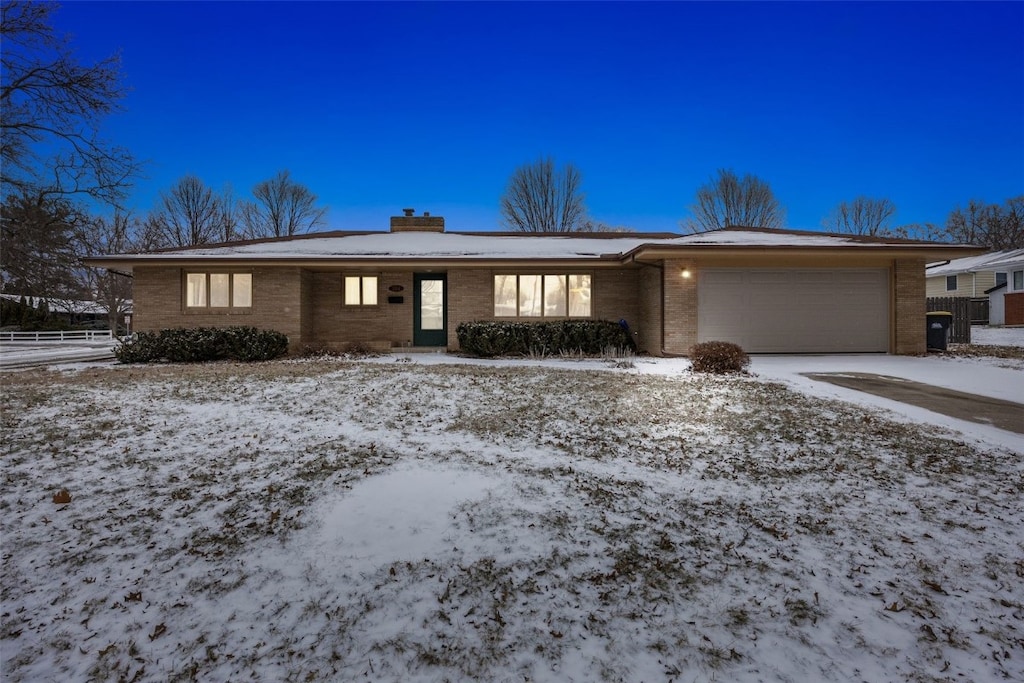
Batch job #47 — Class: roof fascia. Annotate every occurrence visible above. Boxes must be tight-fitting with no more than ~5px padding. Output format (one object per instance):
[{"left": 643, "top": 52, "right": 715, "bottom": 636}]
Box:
[{"left": 626, "top": 243, "right": 990, "bottom": 262}]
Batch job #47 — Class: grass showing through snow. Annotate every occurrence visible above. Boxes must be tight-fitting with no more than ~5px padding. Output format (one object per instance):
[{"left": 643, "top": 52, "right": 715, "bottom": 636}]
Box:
[{"left": 1, "top": 360, "right": 1021, "bottom": 682}]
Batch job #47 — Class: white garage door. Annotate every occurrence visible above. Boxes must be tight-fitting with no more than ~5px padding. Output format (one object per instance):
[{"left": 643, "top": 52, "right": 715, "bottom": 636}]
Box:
[{"left": 697, "top": 268, "right": 889, "bottom": 353}]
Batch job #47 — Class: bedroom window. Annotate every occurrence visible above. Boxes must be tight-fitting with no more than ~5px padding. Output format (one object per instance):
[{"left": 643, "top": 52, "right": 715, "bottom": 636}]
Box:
[
  {"left": 186, "top": 273, "right": 252, "bottom": 308},
  {"left": 945, "top": 275, "right": 957, "bottom": 291},
  {"left": 493, "top": 274, "right": 591, "bottom": 318},
  {"left": 344, "top": 276, "right": 378, "bottom": 305}
]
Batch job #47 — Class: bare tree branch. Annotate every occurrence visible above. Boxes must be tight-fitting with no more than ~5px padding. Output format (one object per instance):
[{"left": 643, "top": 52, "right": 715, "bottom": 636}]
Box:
[
  {"left": 823, "top": 196, "right": 897, "bottom": 236},
  {"left": 681, "top": 169, "right": 785, "bottom": 233},
  {"left": 241, "top": 170, "right": 326, "bottom": 238},
  {"left": 500, "top": 157, "right": 587, "bottom": 232},
  {"left": 0, "top": 1, "right": 141, "bottom": 206},
  {"left": 147, "top": 175, "right": 223, "bottom": 248},
  {"left": 944, "top": 196, "right": 1024, "bottom": 249}
]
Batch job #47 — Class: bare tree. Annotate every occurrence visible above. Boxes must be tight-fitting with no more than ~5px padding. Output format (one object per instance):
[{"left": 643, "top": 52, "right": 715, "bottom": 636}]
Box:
[
  {"left": 77, "top": 210, "right": 136, "bottom": 331},
  {"left": 823, "top": 196, "right": 897, "bottom": 236},
  {"left": 500, "top": 157, "right": 587, "bottom": 232},
  {"left": 147, "top": 175, "right": 223, "bottom": 248},
  {"left": 681, "top": 169, "right": 785, "bottom": 232},
  {"left": 218, "top": 183, "right": 240, "bottom": 242},
  {"left": 241, "top": 170, "right": 326, "bottom": 238},
  {"left": 0, "top": 1, "right": 139, "bottom": 205},
  {"left": 894, "top": 222, "right": 947, "bottom": 242},
  {"left": 944, "top": 197, "right": 1023, "bottom": 249}
]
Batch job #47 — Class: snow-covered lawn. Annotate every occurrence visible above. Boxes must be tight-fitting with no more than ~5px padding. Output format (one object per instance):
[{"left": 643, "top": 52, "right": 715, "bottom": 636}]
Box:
[
  {"left": 2, "top": 358, "right": 1022, "bottom": 683},
  {"left": 971, "top": 325, "right": 1024, "bottom": 347}
]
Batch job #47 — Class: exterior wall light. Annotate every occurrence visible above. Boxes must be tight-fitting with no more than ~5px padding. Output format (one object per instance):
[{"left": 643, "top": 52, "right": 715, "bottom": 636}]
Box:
[{"left": 681, "top": 268, "right": 692, "bottom": 279}]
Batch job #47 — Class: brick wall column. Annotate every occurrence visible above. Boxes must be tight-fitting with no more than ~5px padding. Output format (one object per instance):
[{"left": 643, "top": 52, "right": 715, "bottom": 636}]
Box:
[
  {"left": 662, "top": 258, "right": 697, "bottom": 355},
  {"left": 894, "top": 258, "right": 925, "bottom": 355}
]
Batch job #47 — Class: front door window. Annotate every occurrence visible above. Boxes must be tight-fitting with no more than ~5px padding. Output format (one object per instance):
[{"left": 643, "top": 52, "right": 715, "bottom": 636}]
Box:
[
  {"left": 413, "top": 274, "right": 447, "bottom": 346},
  {"left": 420, "top": 279, "right": 444, "bottom": 330}
]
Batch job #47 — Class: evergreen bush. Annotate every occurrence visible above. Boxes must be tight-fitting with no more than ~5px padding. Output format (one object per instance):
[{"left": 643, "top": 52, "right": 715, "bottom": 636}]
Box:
[
  {"left": 114, "top": 327, "right": 289, "bottom": 364},
  {"left": 457, "top": 320, "right": 636, "bottom": 357},
  {"left": 688, "top": 340, "right": 750, "bottom": 374}
]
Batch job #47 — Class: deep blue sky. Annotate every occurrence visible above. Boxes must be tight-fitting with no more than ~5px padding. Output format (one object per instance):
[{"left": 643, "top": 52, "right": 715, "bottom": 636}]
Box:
[{"left": 54, "top": 1, "right": 1023, "bottom": 233}]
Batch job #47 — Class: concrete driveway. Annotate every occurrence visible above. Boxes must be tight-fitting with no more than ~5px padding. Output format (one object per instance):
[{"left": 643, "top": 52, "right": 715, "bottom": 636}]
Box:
[
  {"left": 802, "top": 371, "right": 1024, "bottom": 434},
  {"left": 751, "top": 354, "right": 1024, "bottom": 451}
]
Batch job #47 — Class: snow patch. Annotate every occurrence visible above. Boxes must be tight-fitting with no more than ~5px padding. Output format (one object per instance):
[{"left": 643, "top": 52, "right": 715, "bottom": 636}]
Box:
[{"left": 306, "top": 464, "right": 498, "bottom": 573}]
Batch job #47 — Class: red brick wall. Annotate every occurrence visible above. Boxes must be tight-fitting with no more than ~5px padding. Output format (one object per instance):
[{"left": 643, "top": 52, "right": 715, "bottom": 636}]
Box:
[{"left": 1005, "top": 292, "right": 1024, "bottom": 325}]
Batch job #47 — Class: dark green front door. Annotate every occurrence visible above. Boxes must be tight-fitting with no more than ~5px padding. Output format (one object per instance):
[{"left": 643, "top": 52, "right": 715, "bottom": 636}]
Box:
[{"left": 413, "top": 273, "right": 447, "bottom": 346}]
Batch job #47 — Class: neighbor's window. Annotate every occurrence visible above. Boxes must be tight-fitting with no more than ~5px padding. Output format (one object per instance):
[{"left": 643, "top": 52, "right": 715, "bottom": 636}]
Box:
[
  {"left": 186, "top": 273, "right": 252, "bottom": 308},
  {"left": 1014, "top": 270, "right": 1024, "bottom": 291},
  {"left": 945, "top": 275, "right": 957, "bottom": 291},
  {"left": 344, "top": 275, "right": 378, "bottom": 305},
  {"left": 493, "top": 274, "right": 591, "bottom": 317},
  {"left": 995, "top": 272, "right": 1007, "bottom": 287}
]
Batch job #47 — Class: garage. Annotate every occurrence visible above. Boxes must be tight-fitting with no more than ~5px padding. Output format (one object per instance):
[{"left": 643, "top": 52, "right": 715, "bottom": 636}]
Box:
[{"left": 697, "top": 268, "right": 889, "bottom": 353}]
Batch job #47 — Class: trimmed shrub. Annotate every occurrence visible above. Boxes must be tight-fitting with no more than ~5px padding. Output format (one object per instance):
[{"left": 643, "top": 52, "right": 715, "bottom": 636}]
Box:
[
  {"left": 113, "top": 331, "right": 164, "bottom": 364},
  {"left": 457, "top": 320, "right": 636, "bottom": 358},
  {"left": 688, "top": 340, "right": 750, "bottom": 374},
  {"left": 114, "top": 326, "right": 289, "bottom": 364}
]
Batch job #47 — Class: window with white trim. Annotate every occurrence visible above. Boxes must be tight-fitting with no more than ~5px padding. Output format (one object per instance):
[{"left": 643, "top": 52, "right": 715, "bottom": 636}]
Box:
[
  {"left": 186, "top": 272, "right": 252, "bottom": 308},
  {"left": 1013, "top": 270, "right": 1024, "bottom": 291},
  {"left": 995, "top": 272, "right": 1007, "bottom": 288},
  {"left": 945, "top": 275, "right": 957, "bottom": 291},
  {"left": 493, "top": 274, "right": 591, "bottom": 317},
  {"left": 344, "top": 276, "right": 378, "bottom": 306}
]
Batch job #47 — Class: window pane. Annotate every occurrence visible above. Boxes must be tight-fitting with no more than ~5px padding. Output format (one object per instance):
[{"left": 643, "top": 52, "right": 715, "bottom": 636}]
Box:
[
  {"left": 344, "top": 276, "right": 362, "bottom": 305},
  {"left": 420, "top": 279, "right": 443, "bottom": 330},
  {"left": 362, "top": 276, "right": 378, "bottom": 305},
  {"left": 233, "top": 273, "right": 252, "bottom": 307},
  {"left": 996, "top": 272, "right": 1007, "bottom": 286},
  {"left": 210, "top": 274, "right": 230, "bottom": 307},
  {"left": 544, "top": 275, "right": 567, "bottom": 316},
  {"left": 186, "top": 273, "right": 207, "bottom": 307},
  {"left": 519, "top": 275, "right": 542, "bottom": 317},
  {"left": 946, "top": 275, "right": 957, "bottom": 291},
  {"left": 569, "top": 274, "right": 591, "bottom": 317},
  {"left": 1014, "top": 271, "right": 1024, "bottom": 290},
  {"left": 494, "top": 275, "right": 517, "bottom": 316}
]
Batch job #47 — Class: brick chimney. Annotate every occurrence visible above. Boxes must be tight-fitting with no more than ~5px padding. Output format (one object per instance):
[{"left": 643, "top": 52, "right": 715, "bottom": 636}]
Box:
[{"left": 390, "top": 208, "right": 445, "bottom": 232}]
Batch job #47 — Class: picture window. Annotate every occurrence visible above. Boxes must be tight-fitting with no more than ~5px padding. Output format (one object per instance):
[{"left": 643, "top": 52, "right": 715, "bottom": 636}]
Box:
[
  {"left": 186, "top": 272, "right": 252, "bottom": 308},
  {"left": 493, "top": 274, "right": 591, "bottom": 317}
]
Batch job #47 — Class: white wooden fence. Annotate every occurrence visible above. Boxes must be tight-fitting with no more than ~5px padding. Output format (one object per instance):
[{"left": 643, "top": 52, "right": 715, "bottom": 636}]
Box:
[{"left": 0, "top": 330, "right": 114, "bottom": 343}]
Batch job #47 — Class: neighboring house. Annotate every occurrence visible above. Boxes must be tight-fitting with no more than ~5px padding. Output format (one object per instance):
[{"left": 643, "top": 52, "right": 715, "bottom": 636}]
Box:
[
  {"left": 0, "top": 293, "right": 133, "bottom": 330},
  {"left": 924, "top": 249, "right": 1024, "bottom": 298},
  {"left": 84, "top": 211, "right": 983, "bottom": 355},
  {"left": 980, "top": 253, "right": 1024, "bottom": 326}
]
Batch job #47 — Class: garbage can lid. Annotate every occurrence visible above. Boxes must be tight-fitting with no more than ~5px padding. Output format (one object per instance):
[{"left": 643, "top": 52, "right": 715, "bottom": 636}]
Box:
[{"left": 926, "top": 311, "right": 953, "bottom": 316}]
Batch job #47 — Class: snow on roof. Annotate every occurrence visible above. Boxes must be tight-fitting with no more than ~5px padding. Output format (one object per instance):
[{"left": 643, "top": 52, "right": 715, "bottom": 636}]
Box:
[
  {"left": 105, "top": 227, "right": 971, "bottom": 262},
  {"left": 980, "top": 250, "right": 1024, "bottom": 270},
  {"left": 925, "top": 249, "right": 1024, "bottom": 276}
]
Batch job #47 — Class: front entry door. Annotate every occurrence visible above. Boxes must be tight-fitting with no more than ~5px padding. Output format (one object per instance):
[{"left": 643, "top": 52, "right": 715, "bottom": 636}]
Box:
[{"left": 413, "top": 273, "right": 447, "bottom": 346}]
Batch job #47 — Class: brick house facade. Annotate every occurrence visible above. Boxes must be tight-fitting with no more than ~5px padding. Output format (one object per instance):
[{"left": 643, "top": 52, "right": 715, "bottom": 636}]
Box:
[{"left": 87, "top": 212, "right": 985, "bottom": 356}]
